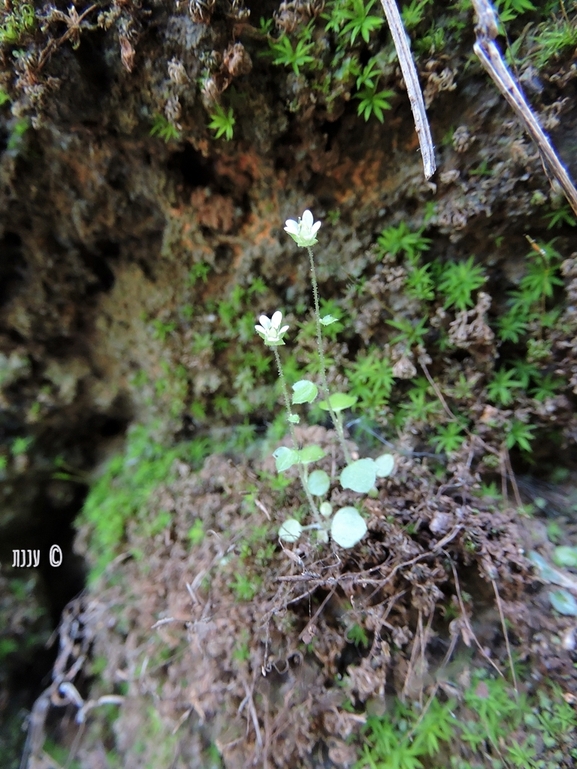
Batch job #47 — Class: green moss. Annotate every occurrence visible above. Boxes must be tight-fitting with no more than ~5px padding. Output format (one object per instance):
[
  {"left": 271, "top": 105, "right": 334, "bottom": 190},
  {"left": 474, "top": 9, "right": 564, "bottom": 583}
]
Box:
[
  {"left": 355, "top": 674, "right": 577, "bottom": 768},
  {"left": 80, "top": 424, "right": 191, "bottom": 581},
  {"left": 0, "top": 2, "right": 35, "bottom": 46},
  {"left": 149, "top": 114, "right": 181, "bottom": 142}
]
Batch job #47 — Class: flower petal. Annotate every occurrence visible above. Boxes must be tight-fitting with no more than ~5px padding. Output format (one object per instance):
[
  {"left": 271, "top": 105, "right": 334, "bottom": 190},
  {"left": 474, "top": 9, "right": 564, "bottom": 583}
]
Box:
[{"left": 301, "top": 210, "right": 313, "bottom": 227}]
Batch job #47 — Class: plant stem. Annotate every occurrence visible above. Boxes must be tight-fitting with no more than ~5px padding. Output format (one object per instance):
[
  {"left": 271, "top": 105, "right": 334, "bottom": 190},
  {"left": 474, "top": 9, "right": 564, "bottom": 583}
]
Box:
[
  {"left": 307, "top": 246, "right": 352, "bottom": 464},
  {"left": 272, "top": 346, "right": 320, "bottom": 519}
]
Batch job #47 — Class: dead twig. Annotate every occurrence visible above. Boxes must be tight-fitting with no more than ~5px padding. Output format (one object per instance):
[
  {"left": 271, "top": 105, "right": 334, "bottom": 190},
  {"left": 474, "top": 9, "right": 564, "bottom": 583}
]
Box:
[
  {"left": 447, "top": 557, "right": 503, "bottom": 678},
  {"left": 379, "top": 0, "right": 436, "bottom": 179},
  {"left": 471, "top": 0, "right": 577, "bottom": 215},
  {"left": 491, "top": 577, "right": 518, "bottom": 695}
]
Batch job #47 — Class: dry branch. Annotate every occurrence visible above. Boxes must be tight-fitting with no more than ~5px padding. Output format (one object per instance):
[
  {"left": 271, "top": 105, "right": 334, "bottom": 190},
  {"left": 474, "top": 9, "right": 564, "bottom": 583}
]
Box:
[
  {"left": 471, "top": 0, "right": 577, "bottom": 216},
  {"left": 379, "top": 0, "right": 436, "bottom": 180}
]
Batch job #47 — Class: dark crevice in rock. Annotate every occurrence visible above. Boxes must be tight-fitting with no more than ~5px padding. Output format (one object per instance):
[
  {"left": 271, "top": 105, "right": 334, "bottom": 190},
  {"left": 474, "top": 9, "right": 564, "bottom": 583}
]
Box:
[
  {"left": 79, "top": 245, "right": 117, "bottom": 295},
  {"left": 169, "top": 142, "right": 214, "bottom": 190},
  {"left": 0, "top": 232, "right": 26, "bottom": 307}
]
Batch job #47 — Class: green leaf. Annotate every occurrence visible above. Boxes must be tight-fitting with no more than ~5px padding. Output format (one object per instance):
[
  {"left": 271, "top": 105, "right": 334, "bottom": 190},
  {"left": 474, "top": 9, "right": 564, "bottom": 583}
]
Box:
[
  {"left": 319, "top": 392, "right": 358, "bottom": 412},
  {"left": 279, "top": 519, "right": 303, "bottom": 543},
  {"left": 298, "top": 445, "right": 326, "bottom": 464},
  {"left": 307, "top": 469, "right": 330, "bottom": 496},
  {"left": 529, "top": 551, "right": 559, "bottom": 582},
  {"left": 331, "top": 507, "right": 367, "bottom": 548},
  {"left": 208, "top": 105, "right": 235, "bottom": 141},
  {"left": 552, "top": 546, "right": 577, "bottom": 568},
  {"left": 375, "top": 453, "right": 395, "bottom": 478},
  {"left": 288, "top": 414, "right": 300, "bottom": 424},
  {"left": 549, "top": 589, "right": 577, "bottom": 616},
  {"left": 320, "top": 314, "right": 338, "bottom": 326},
  {"left": 340, "top": 458, "right": 376, "bottom": 493},
  {"left": 292, "top": 379, "right": 319, "bottom": 404},
  {"left": 273, "top": 446, "right": 299, "bottom": 472}
]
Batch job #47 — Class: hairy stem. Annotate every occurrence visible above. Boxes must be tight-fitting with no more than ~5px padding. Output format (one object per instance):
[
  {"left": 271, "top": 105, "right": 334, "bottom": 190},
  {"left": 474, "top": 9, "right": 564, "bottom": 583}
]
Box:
[
  {"left": 272, "top": 346, "right": 320, "bottom": 519},
  {"left": 307, "top": 246, "right": 352, "bottom": 464}
]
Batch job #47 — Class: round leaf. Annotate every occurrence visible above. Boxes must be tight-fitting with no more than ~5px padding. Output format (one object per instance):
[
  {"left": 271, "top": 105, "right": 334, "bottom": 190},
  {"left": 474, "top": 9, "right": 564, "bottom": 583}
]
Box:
[
  {"left": 288, "top": 414, "right": 300, "bottom": 424},
  {"left": 529, "top": 551, "right": 562, "bottom": 584},
  {"left": 340, "top": 458, "right": 376, "bottom": 493},
  {"left": 307, "top": 469, "right": 330, "bottom": 496},
  {"left": 319, "top": 501, "right": 333, "bottom": 518},
  {"left": 273, "top": 446, "right": 299, "bottom": 473},
  {"left": 292, "top": 379, "right": 318, "bottom": 405},
  {"left": 298, "top": 445, "right": 325, "bottom": 464},
  {"left": 552, "top": 546, "right": 577, "bottom": 568},
  {"left": 279, "top": 519, "right": 303, "bottom": 543},
  {"left": 331, "top": 507, "right": 367, "bottom": 548},
  {"left": 375, "top": 453, "right": 395, "bottom": 478},
  {"left": 318, "top": 392, "right": 358, "bottom": 412},
  {"left": 549, "top": 589, "right": 577, "bottom": 616}
]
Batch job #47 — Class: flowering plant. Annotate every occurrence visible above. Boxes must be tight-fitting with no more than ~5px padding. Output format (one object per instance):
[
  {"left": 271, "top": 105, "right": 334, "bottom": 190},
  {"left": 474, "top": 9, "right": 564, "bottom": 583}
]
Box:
[
  {"left": 255, "top": 311, "right": 290, "bottom": 346},
  {"left": 284, "top": 209, "right": 321, "bottom": 248},
  {"left": 254, "top": 209, "right": 394, "bottom": 550}
]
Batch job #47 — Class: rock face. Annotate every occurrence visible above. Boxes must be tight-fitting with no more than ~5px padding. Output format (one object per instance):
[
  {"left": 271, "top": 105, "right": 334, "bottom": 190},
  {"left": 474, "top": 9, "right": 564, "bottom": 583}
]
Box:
[{"left": 1, "top": 0, "right": 577, "bottom": 766}]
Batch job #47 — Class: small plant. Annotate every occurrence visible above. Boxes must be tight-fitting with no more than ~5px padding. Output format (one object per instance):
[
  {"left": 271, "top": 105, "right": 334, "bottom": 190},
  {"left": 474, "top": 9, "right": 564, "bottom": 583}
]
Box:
[
  {"left": 430, "top": 420, "right": 467, "bottom": 454},
  {"left": 401, "top": 0, "right": 433, "bottom": 30},
  {"left": 398, "top": 378, "right": 442, "bottom": 425},
  {"left": 269, "top": 26, "right": 316, "bottom": 75},
  {"left": 355, "top": 83, "right": 394, "bottom": 122},
  {"left": 149, "top": 114, "right": 181, "bottom": 142},
  {"left": 544, "top": 203, "right": 576, "bottom": 229},
  {"left": 387, "top": 316, "right": 428, "bottom": 347},
  {"left": 510, "top": 359, "right": 539, "bottom": 389},
  {"left": 518, "top": 239, "right": 563, "bottom": 306},
  {"left": 505, "top": 418, "right": 535, "bottom": 452},
  {"left": 346, "top": 622, "right": 370, "bottom": 647},
  {"left": 187, "top": 519, "right": 204, "bottom": 546},
  {"left": 354, "top": 58, "right": 393, "bottom": 122},
  {"left": 254, "top": 210, "right": 395, "bottom": 549},
  {"left": 231, "top": 573, "right": 261, "bottom": 601},
  {"left": 405, "top": 262, "right": 435, "bottom": 301},
  {"left": 325, "top": 0, "right": 384, "bottom": 46},
  {"left": 494, "top": 0, "right": 536, "bottom": 22},
  {"left": 208, "top": 104, "right": 235, "bottom": 140},
  {"left": 486, "top": 368, "right": 523, "bottom": 407},
  {"left": 151, "top": 319, "right": 177, "bottom": 341},
  {"left": 496, "top": 238, "right": 563, "bottom": 345},
  {"left": 345, "top": 347, "right": 395, "bottom": 414},
  {"left": 530, "top": 372, "right": 562, "bottom": 401},
  {"left": 497, "top": 307, "right": 528, "bottom": 343},
  {"left": 376, "top": 222, "right": 431, "bottom": 261},
  {"left": 11, "top": 435, "right": 33, "bottom": 455},
  {"left": 437, "top": 256, "right": 487, "bottom": 312},
  {"left": 531, "top": 18, "right": 577, "bottom": 68},
  {"left": 188, "top": 262, "right": 211, "bottom": 284}
]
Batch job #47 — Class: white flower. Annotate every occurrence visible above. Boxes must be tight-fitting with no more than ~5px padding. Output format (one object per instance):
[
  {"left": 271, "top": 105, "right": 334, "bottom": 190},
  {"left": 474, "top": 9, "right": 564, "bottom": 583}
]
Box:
[
  {"left": 255, "top": 311, "right": 289, "bottom": 346},
  {"left": 284, "top": 209, "right": 321, "bottom": 248}
]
